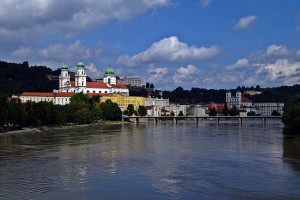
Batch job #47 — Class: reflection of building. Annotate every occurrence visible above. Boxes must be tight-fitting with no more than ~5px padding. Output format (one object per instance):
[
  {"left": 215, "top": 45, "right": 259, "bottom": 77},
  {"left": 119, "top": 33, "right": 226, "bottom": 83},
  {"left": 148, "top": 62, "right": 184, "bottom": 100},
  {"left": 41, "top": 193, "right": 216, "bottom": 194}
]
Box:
[
  {"left": 254, "top": 102, "right": 284, "bottom": 116},
  {"left": 18, "top": 63, "right": 128, "bottom": 105},
  {"left": 100, "top": 94, "right": 145, "bottom": 111}
]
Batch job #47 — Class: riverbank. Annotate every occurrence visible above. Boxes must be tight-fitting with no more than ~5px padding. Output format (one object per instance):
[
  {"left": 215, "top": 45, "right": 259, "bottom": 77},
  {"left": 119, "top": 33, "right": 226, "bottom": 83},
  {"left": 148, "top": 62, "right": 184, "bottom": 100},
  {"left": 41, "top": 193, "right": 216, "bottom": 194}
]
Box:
[{"left": 0, "top": 121, "right": 129, "bottom": 138}]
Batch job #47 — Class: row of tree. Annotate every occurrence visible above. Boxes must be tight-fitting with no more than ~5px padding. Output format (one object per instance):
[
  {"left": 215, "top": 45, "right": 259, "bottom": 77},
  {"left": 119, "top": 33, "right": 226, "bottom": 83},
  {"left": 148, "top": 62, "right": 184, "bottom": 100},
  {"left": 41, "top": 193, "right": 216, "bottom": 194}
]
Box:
[{"left": 0, "top": 93, "right": 125, "bottom": 132}]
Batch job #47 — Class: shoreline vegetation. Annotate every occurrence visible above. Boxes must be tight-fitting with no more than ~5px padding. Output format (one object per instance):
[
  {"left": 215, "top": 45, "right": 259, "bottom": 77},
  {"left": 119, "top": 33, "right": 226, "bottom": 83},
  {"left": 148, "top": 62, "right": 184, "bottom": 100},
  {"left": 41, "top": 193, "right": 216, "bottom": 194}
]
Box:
[{"left": 0, "top": 120, "right": 130, "bottom": 138}]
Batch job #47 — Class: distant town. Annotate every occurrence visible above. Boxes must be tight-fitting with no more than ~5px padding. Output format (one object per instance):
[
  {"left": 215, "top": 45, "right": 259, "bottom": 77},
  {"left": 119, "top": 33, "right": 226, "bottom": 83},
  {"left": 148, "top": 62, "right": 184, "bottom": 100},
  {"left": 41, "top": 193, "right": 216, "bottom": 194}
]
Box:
[{"left": 12, "top": 61, "right": 285, "bottom": 117}]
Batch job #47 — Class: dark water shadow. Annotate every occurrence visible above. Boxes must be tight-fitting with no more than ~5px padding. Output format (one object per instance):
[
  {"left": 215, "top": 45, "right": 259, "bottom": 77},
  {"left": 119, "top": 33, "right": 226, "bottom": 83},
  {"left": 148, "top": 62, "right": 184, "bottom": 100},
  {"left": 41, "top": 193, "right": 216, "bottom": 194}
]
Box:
[{"left": 283, "top": 137, "right": 300, "bottom": 171}]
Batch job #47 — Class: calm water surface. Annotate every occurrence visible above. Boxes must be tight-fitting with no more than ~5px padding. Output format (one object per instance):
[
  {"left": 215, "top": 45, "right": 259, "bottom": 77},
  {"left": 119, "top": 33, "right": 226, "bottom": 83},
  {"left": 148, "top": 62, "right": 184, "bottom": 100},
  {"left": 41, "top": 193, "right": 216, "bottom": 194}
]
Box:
[{"left": 0, "top": 120, "right": 300, "bottom": 200}]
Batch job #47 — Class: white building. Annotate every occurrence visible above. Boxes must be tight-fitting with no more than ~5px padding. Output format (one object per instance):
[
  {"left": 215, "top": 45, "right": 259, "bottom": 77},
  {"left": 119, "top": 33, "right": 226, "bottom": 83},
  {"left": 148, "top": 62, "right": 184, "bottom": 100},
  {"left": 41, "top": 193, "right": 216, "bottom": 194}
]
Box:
[
  {"left": 187, "top": 105, "right": 207, "bottom": 117},
  {"left": 18, "top": 62, "right": 128, "bottom": 104},
  {"left": 145, "top": 96, "right": 169, "bottom": 107},
  {"left": 253, "top": 102, "right": 284, "bottom": 116},
  {"left": 164, "top": 104, "right": 188, "bottom": 116},
  {"left": 226, "top": 91, "right": 253, "bottom": 108},
  {"left": 120, "top": 77, "right": 142, "bottom": 87}
]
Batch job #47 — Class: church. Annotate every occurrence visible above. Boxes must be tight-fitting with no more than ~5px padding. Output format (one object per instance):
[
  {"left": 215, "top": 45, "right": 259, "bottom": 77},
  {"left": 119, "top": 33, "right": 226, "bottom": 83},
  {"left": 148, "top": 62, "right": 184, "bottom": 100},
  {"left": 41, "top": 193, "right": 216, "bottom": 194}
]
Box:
[{"left": 18, "top": 61, "right": 129, "bottom": 105}]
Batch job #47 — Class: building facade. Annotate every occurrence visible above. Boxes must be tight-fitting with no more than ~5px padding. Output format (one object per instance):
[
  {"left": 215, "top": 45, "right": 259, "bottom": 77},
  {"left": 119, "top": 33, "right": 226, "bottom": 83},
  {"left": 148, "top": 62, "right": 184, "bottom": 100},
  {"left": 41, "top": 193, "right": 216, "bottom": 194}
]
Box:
[
  {"left": 253, "top": 102, "right": 284, "bottom": 116},
  {"left": 18, "top": 62, "right": 129, "bottom": 105},
  {"left": 100, "top": 94, "right": 145, "bottom": 111},
  {"left": 145, "top": 96, "right": 169, "bottom": 107}
]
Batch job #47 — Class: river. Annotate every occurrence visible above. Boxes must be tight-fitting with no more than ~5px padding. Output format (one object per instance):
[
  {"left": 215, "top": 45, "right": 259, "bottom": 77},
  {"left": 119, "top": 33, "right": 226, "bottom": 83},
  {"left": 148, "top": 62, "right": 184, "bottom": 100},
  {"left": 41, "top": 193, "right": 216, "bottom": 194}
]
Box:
[{"left": 0, "top": 120, "right": 300, "bottom": 200}]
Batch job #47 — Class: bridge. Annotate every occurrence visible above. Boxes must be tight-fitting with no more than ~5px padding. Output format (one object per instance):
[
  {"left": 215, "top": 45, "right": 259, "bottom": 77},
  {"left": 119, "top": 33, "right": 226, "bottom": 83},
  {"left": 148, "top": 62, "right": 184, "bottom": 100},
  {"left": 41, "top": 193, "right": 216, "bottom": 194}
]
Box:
[{"left": 124, "top": 116, "right": 282, "bottom": 125}]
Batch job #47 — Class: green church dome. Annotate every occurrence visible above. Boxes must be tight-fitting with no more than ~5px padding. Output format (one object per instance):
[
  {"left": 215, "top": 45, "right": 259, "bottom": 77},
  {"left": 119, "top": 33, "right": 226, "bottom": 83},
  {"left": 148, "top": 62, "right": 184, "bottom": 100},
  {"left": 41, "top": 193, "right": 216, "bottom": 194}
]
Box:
[
  {"left": 77, "top": 61, "right": 85, "bottom": 68},
  {"left": 61, "top": 63, "right": 68, "bottom": 70},
  {"left": 104, "top": 66, "right": 114, "bottom": 76}
]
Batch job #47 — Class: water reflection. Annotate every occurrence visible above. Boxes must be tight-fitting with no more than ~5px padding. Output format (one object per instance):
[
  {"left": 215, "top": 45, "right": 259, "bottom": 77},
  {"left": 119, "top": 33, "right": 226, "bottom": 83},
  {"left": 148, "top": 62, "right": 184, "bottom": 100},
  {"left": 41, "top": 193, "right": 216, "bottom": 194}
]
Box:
[
  {"left": 283, "top": 138, "right": 300, "bottom": 171},
  {"left": 1, "top": 121, "right": 300, "bottom": 199}
]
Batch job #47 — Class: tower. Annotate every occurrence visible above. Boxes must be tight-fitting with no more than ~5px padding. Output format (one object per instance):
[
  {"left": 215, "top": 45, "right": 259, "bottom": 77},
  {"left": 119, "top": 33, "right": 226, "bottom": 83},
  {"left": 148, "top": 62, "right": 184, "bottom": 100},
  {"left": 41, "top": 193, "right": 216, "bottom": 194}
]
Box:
[
  {"left": 59, "top": 63, "right": 71, "bottom": 92},
  {"left": 103, "top": 66, "right": 116, "bottom": 85},
  {"left": 75, "top": 61, "right": 86, "bottom": 92}
]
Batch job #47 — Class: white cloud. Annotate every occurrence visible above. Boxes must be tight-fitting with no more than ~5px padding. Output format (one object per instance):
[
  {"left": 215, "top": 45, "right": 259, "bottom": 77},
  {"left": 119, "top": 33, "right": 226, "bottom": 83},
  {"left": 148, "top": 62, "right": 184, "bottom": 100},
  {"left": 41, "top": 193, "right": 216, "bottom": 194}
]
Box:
[
  {"left": 226, "top": 58, "right": 249, "bottom": 71},
  {"left": 118, "top": 36, "right": 220, "bottom": 67},
  {"left": 220, "top": 75, "right": 239, "bottom": 83},
  {"left": 85, "top": 63, "right": 102, "bottom": 78},
  {"left": 257, "top": 59, "right": 300, "bottom": 81},
  {"left": 11, "top": 40, "right": 99, "bottom": 68},
  {"left": 199, "top": 0, "right": 213, "bottom": 8},
  {"left": 266, "top": 45, "right": 289, "bottom": 56},
  {"left": 173, "top": 64, "right": 199, "bottom": 83},
  {"left": 147, "top": 66, "right": 169, "bottom": 83},
  {"left": 0, "top": 0, "right": 170, "bottom": 46},
  {"left": 234, "top": 15, "right": 257, "bottom": 30}
]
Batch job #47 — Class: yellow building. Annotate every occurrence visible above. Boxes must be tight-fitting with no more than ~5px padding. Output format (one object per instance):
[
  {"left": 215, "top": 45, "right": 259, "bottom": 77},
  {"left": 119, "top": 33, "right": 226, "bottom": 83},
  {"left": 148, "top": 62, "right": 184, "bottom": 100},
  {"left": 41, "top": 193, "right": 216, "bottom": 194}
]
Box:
[{"left": 100, "top": 94, "right": 145, "bottom": 111}]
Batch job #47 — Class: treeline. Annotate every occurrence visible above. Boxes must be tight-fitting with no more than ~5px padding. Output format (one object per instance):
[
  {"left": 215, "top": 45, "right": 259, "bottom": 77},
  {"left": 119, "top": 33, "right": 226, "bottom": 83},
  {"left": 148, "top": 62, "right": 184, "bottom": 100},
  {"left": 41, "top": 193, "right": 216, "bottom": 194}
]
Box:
[
  {"left": 163, "top": 85, "right": 300, "bottom": 104},
  {"left": 0, "top": 60, "right": 92, "bottom": 96},
  {"left": 0, "top": 93, "right": 122, "bottom": 132}
]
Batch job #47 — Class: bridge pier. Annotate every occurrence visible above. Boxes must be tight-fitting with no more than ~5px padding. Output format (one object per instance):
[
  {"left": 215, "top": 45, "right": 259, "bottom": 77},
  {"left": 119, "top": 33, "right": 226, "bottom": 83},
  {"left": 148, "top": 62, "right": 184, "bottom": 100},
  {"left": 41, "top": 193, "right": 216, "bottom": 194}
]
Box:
[
  {"left": 155, "top": 117, "right": 159, "bottom": 124},
  {"left": 135, "top": 117, "right": 139, "bottom": 124},
  {"left": 262, "top": 117, "right": 266, "bottom": 124},
  {"left": 216, "top": 118, "right": 220, "bottom": 124},
  {"left": 239, "top": 117, "right": 243, "bottom": 125},
  {"left": 174, "top": 117, "right": 178, "bottom": 124}
]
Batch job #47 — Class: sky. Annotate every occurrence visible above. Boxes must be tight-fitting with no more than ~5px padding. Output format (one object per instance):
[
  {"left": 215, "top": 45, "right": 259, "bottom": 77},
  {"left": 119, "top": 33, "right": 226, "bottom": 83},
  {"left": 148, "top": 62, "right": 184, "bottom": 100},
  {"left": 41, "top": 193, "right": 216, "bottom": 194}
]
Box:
[{"left": 1, "top": 0, "right": 300, "bottom": 90}]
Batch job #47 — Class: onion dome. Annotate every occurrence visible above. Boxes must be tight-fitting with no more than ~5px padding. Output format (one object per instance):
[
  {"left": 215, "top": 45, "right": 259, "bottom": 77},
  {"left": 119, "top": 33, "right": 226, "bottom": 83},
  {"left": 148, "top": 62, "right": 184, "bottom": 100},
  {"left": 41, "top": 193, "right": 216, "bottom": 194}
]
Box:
[
  {"left": 61, "top": 63, "right": 68, "bottom": 71},
  {"left": 104, "top": 66, "right": 115, "bottom": 76},
  {"left": 77, "top": 61, "right": 85, "bottom": 68}
]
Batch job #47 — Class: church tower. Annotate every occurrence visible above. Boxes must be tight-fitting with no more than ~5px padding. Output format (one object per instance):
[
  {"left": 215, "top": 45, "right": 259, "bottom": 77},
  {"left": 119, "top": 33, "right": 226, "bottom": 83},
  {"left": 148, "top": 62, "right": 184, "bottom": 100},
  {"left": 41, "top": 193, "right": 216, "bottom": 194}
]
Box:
[
  {"left": 75, "top": 61, "right": 86, "bottom": 92},
  {"left": 59, "top": 63, "right": 71, "bottom": 92},
  {"left": 103, "top": 66, "right": 116, "bottom": 85}
]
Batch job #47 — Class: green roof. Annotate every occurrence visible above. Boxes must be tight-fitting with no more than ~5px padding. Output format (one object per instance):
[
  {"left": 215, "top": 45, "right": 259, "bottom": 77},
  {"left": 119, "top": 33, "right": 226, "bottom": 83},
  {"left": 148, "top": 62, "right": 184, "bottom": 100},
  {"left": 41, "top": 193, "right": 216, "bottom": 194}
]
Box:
[
  {"left": 77, "top": 61, "right": 84, "bottom": 68},
  {"left": 104, "top": 66, "right": 114, "bottom": 76},
  {"left": 61, "top": 63, "right": 68, "bottom": 70}
]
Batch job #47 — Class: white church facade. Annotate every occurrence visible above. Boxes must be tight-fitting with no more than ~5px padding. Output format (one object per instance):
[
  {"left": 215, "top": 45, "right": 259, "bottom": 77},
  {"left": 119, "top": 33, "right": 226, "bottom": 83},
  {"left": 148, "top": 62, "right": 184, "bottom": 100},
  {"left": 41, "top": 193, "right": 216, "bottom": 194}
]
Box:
[{"left": 19, "top": 62, "right": 129, "bottom": 105}]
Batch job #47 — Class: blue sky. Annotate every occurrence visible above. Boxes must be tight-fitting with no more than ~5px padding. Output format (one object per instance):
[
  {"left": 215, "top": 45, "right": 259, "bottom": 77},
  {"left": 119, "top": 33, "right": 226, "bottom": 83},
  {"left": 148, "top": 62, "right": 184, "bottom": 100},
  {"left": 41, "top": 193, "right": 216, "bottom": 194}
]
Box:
[{"left": 1, "top": 0, "right": 300, "bottom": 90}]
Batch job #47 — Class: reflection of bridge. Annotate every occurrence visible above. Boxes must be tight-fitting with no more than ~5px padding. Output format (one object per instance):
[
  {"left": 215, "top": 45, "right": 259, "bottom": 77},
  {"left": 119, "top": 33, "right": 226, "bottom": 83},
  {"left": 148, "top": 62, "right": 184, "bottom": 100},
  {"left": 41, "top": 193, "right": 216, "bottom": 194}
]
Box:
[{"left": 125, "top": 116, "right": 282, "bottom": 125}]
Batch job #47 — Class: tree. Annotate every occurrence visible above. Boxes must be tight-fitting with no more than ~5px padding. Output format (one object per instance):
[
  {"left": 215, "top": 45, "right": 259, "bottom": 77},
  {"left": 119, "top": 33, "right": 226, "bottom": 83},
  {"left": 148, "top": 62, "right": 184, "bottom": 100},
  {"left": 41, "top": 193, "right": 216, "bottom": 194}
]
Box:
[
  {"left": 229, "top": 106, "right": 239, "bottom": 116},
  {"left": 222, "top": 103, "right": 229, "bottom": 116},
  {"left": 126, "top": 104, "right": 135, "bottom": 116},
  {"left": 178, "top": 111, "right": 184, "bottom": 116},
  {"left": 99, "top": 99, "right": 122, "bottom": 121},
  {"left": 255, "top": 85, "right": 261, "bottom": 91},
  {"left": 74, "top": 108, "right": 94, "bottom": 124},
  {"left": 150, "top": 83, "right": 154, "bottom": 88},
  {"left": 271, "top": 110, "right": 281, "bottom": 116},
  {"left": 70, "top": 92, "right": 89, "bottom": 105},
  {"left": 247, "top": 111, "right": 256, "bottom": 116},
  {"left": 138, "top": 106, "right": 147, "bottom": 116},
  {"left": 209, "top": 107, "right": 217, "bottom": 116},
  {"left": 282, "top": 94, "right": 300, "bottom": 135},
  {"left": 146, "top": 82, "right": 150, "bottom": 88},
  {"left": 0, "top": 93, "right": 7, "bottom": 127}
]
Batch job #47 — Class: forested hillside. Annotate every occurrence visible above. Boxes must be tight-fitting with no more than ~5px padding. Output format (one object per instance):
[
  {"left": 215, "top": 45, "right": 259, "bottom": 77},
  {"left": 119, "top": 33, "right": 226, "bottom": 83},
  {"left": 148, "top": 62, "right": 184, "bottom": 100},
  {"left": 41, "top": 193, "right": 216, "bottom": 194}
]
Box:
[{"left": 0, "top": 61, "right": 59, "bottom": 96}]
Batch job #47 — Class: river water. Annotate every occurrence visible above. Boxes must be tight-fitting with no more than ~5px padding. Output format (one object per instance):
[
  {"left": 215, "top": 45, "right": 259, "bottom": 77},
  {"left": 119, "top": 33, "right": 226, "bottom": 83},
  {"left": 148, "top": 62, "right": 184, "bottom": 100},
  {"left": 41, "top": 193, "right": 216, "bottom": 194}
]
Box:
[{"left": 0, "top": 120, "right": 300, "bottom": 200}]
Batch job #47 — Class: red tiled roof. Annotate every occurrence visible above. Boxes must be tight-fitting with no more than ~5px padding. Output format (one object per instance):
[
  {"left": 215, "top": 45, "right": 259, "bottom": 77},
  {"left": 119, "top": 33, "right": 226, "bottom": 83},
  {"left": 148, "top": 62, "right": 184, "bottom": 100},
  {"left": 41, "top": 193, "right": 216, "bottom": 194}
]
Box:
[
  {"left": 55, "top": 92, "right": 75, "bottom": 97},
  {"left": 114, "top": 84, "right": 128, "bottom": 89},
  {"left": 86, "top": 93, "right": 109, "bottom": 97},
  {"left": 87, "top": 82, "right": 109, "bottom": 88},
  {"left": 21, "top": 92, "right": 54, "bottom": 97},
  {"left": 242, "top": 96, "right": 252, "bottom": 102}
]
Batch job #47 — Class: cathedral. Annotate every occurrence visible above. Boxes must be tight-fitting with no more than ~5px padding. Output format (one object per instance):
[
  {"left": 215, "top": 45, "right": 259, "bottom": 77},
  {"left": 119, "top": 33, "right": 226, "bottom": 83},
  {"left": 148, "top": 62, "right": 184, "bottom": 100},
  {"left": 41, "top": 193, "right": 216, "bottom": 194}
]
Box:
[{"left": 18, "top": 61, "right": 129, "bottom": 105}]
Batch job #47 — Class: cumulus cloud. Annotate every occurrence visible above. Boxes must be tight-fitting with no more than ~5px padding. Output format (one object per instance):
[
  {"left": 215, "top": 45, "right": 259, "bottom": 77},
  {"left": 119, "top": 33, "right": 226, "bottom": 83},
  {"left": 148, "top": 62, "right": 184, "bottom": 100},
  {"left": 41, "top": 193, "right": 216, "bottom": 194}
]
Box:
[
  {"left": 234, "top": 15, "right": 257, "bottom": 30},
  {"left": 118, "top": 36, "right": 220, "bottom": 66},
  {"left": 173, "top": 64, "right": 198, "bottom": 83},
  {"left": 265, "top": 45, "right": 289, "bottom": 56},
  {"left": 256, "top": 59, "right": 300, "bottom": 81},
  {"left": 199, "top": 0, "right": 213, "bottom": 8},
  {"left": 85, "top": 63, "right": 102, "bottom": 78},
  {"left": 147, "top": 66, "right": 169, "bottom": 84},
  {"left": 11, "top": 40, "right": 99, "bottom": 68},
  {"left": 226, "top": 58, "right": 250, "bottom": 71},
  {"left": 0, "top": 0, "right": 170, "bottom": 46}
]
